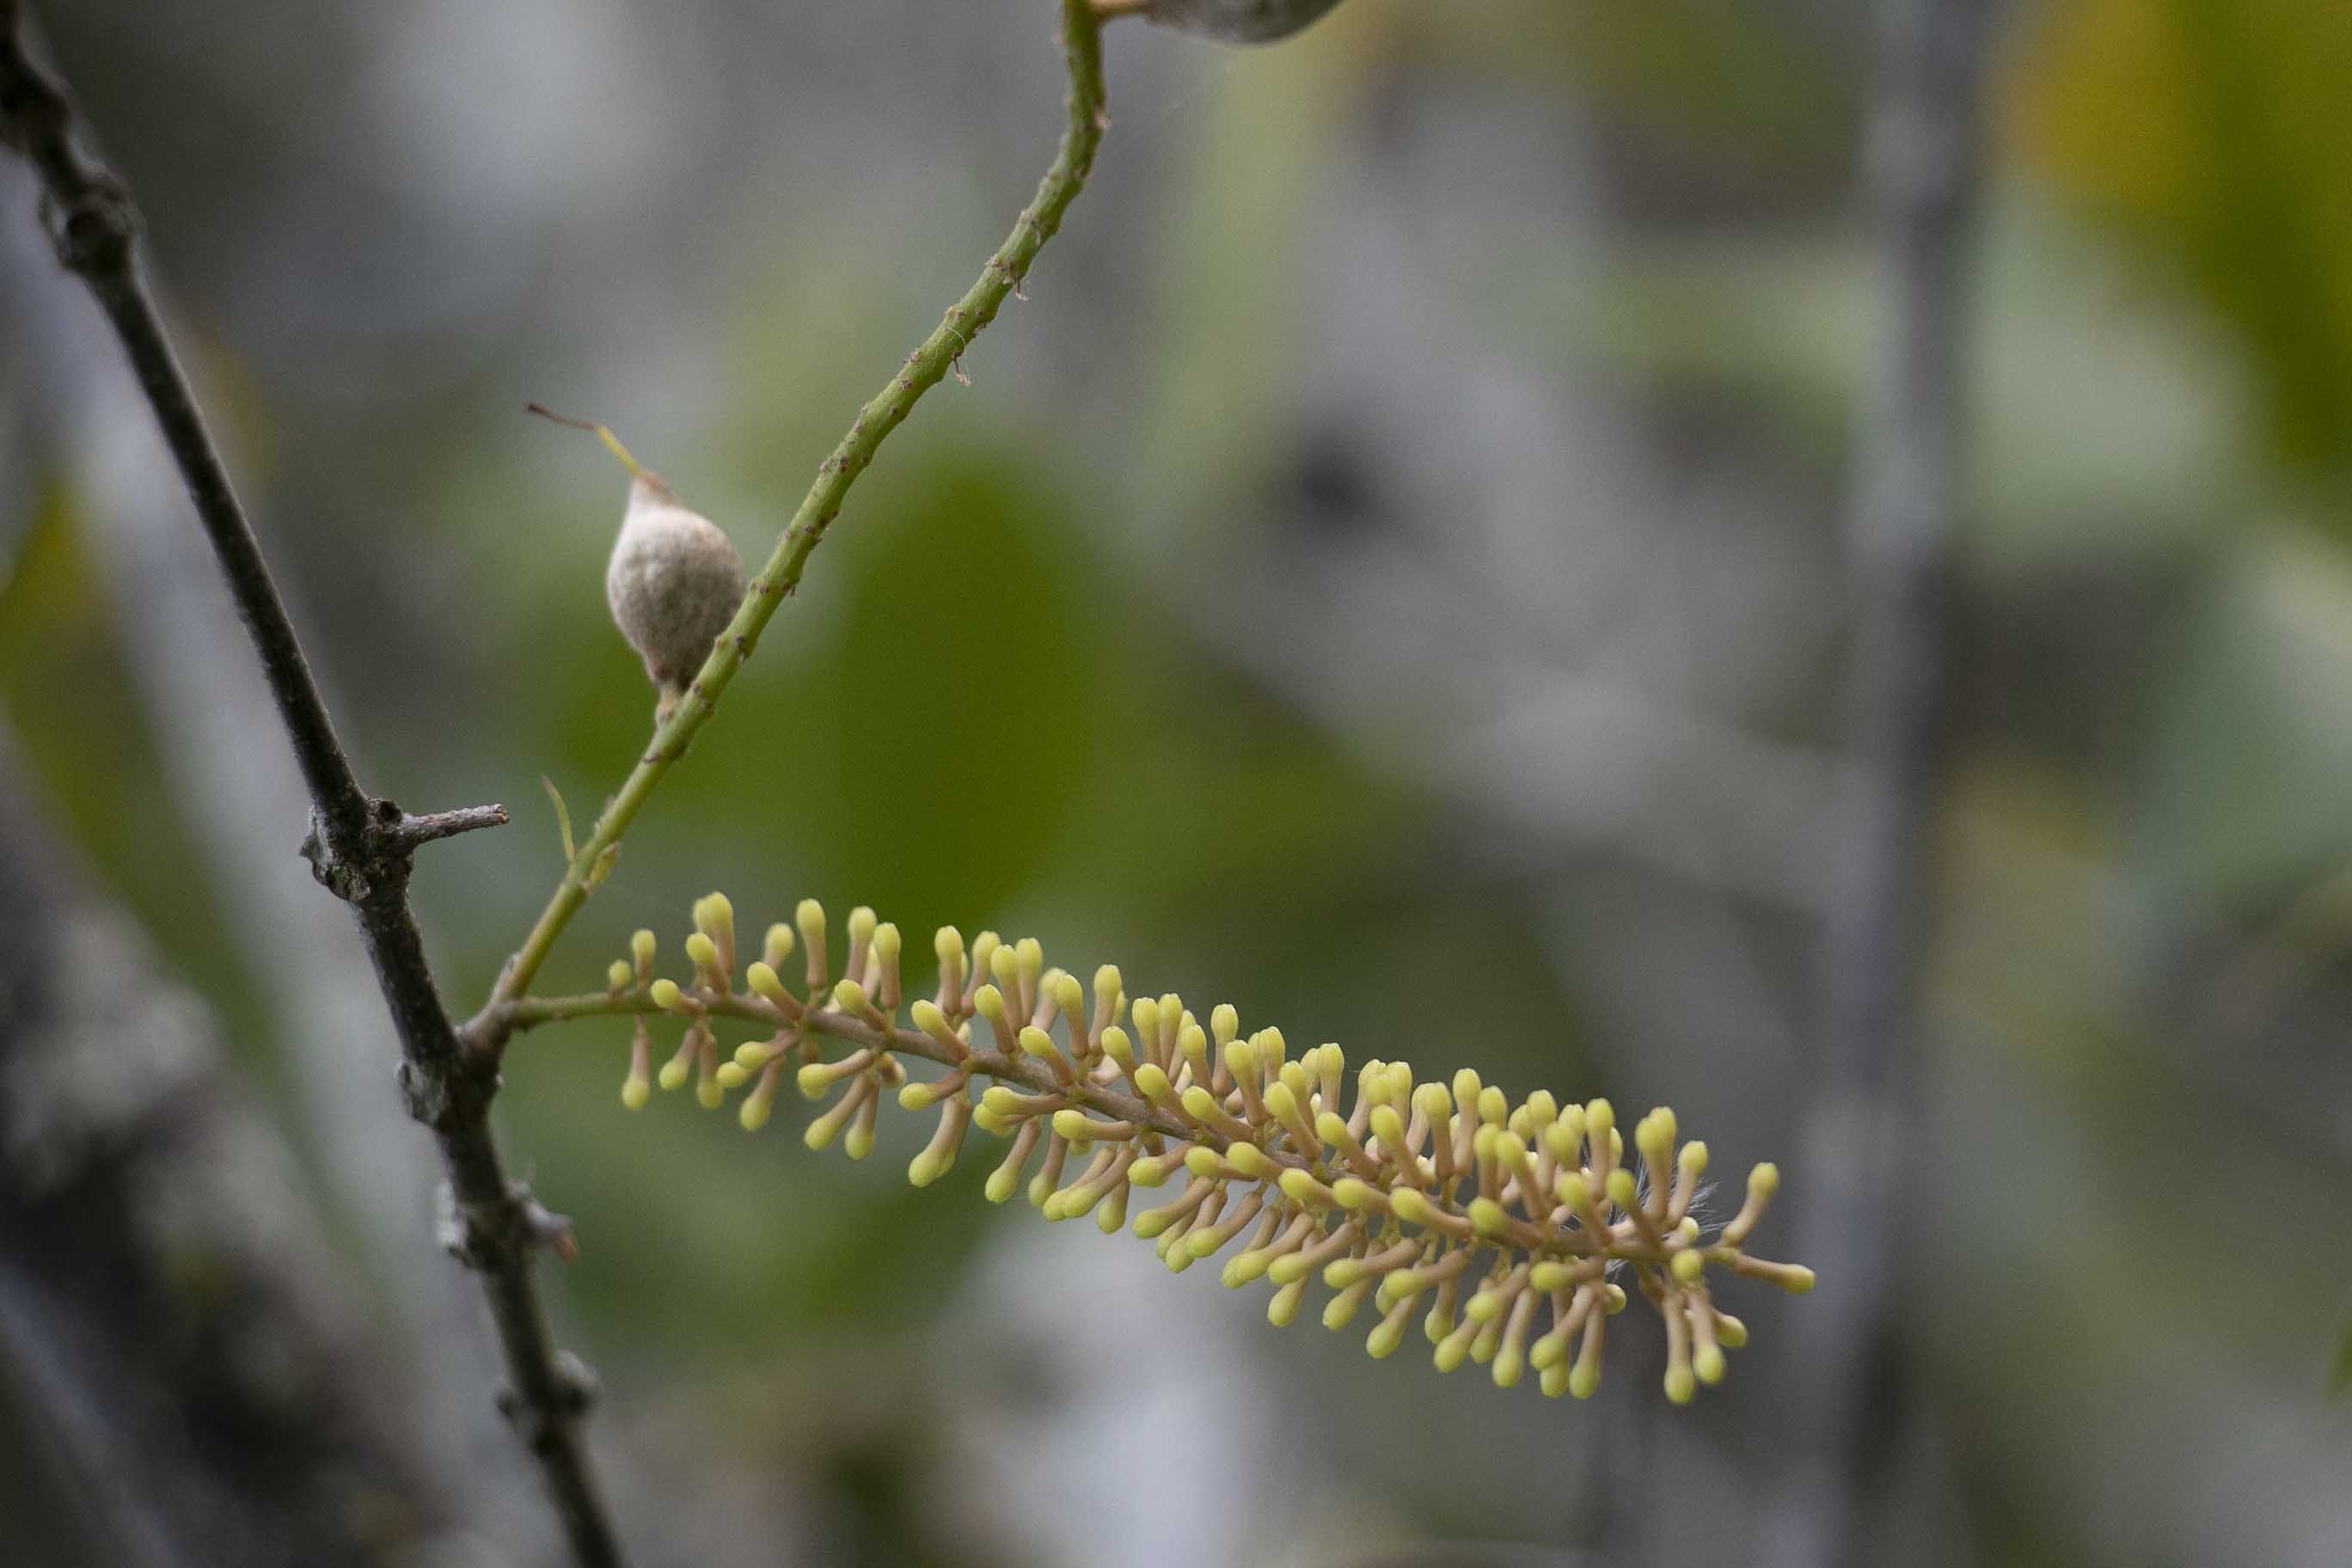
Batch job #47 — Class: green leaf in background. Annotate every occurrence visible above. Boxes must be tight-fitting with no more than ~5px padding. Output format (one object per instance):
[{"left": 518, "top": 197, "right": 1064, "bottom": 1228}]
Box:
[
  {"left": 2013, "top": 0, "right": 2352, "bottom": 481},
  {"left": 2136, "top": 528, "right": 2352, "bottom": 907},
  {"left": 759, "top": 449, "right": 1100, "bottom": 925}
]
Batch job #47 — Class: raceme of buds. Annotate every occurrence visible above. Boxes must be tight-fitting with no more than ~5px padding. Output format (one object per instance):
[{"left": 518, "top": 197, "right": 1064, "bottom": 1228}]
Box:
[
  {"left": 1096, "top": 0, "right": 1347, "bottom": 46},
  {"left": 548, "top": 895, "right": 1813, "bottom": 1406}
]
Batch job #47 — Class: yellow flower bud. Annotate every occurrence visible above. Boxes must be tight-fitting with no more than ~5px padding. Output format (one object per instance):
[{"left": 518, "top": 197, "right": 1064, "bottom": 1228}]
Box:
[
  {"left": 746, "top": 962, "right": 790, "bottom": 1008},
  {"left": 1277, "top": 1168, "right": 1329, "bottom": 1207},
  {"left": 738, "top": 1092, "right": 774, "bottom": 1132}
]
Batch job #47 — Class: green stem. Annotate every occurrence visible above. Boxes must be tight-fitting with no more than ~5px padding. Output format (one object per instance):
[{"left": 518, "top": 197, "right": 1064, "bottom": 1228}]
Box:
[{"left": 476, "top": 0, "right": 1109, "bottom": 1030}]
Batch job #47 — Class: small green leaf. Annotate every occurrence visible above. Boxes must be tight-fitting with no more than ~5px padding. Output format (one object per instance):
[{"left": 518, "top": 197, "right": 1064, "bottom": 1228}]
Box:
[
  {"left": 2329, "top": 1310, "right": 2352, "bottom": 1398},
  {"left": 542, "top": 775, "right": 576, "bottom": 865}
]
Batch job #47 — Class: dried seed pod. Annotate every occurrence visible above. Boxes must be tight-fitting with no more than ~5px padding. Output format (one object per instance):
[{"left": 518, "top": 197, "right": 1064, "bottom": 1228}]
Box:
[
  {"left": 1102, "top": 0, "right": 1346, "bottom": 45},
  {"left": 607, "top": 472, "right": 744, "bottom": 720},
  {"left": 532, "top": 404, "right": 746, "bottom": 720}
]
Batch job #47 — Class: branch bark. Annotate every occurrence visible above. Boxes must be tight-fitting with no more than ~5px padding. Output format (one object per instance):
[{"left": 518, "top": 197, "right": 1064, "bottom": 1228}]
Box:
[
  {"left": 0, "top": 742, "right": 467, "bottom": 1568},
  {"left": 1757, "top": 1, "right": 1993, "bottom": 1564},
  {"left": 0, "top": 7, "right": 619, "bottom": 1565}
]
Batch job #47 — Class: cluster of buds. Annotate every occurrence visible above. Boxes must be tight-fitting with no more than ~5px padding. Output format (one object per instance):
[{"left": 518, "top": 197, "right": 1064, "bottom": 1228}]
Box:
[{"left": 547, "top": 894, "right": 1813, "bottom": 1404}]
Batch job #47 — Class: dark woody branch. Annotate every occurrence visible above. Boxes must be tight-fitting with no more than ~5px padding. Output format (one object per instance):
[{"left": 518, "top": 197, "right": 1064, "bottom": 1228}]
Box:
[{"left": 0, "top": 5, "right": 620, "bottom": 1564}]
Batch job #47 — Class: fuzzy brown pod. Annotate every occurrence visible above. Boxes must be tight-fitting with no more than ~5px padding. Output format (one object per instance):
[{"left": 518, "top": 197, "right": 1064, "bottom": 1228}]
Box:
[
  {"left": 1112, "top": 0, "right": 1347, "bottom": 45},
  {"left": 606, "top": 471, "right": 746, "bottom": 720}
]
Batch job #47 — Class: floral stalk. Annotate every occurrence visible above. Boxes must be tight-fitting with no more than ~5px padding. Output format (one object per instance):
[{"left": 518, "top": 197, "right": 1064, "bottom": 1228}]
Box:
[{"left": 500, "top": 895, "right": 1814, "bottom": 1404}]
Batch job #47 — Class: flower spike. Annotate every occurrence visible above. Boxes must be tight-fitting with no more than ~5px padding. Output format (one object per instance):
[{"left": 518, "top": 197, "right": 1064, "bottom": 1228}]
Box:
[{"left": 547, "top": 894, "right": 1813, "bottom": 1405}]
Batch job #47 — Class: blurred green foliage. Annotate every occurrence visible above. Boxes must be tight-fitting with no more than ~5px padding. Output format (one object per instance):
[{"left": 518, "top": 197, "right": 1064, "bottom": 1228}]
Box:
[
  {"left": 2017, "top": 0, "right": 2352, "bottom": 477},
  {"left": 7, "top": 0, "right": 2352, "bottom": 1561}
]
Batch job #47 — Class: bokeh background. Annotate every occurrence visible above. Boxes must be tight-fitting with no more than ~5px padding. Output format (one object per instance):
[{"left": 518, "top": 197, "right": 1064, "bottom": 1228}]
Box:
[{"left": 3, "top": 1, "right": 2350, "bottom": 1565}]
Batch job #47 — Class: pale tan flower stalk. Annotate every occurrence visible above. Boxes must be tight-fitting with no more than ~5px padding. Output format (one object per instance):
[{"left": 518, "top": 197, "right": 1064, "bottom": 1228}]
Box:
[{"left": 502, "top": 896, "right": 1814, "bottom": 1404}]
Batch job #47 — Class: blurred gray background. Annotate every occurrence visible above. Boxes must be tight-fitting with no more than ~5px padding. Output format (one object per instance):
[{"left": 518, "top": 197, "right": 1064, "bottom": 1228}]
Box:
[{"left": 3, "top": 1, "right": 2349, "bottom": 1565}]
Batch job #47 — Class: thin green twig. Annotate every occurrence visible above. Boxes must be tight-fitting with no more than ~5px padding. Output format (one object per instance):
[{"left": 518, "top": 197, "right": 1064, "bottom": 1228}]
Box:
[{"left": 473, "top": 0, "right": 1110, "bottom": 1035}]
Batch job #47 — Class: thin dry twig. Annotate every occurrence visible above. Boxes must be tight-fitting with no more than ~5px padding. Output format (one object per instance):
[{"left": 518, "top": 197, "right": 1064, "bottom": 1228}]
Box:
[{"left": 1, "top": 3, "right": 614, "bottom": 1561}]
